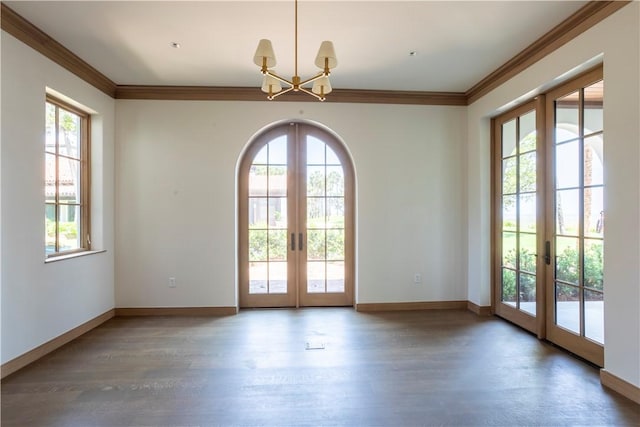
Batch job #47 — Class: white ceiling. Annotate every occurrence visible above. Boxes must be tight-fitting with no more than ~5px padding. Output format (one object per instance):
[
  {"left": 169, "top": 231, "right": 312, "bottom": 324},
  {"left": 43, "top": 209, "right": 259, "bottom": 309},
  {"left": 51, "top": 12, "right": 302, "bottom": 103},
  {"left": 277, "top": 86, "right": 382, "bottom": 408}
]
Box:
[{"left": 5, "top": 1, "right": 589, "bottom": 93}]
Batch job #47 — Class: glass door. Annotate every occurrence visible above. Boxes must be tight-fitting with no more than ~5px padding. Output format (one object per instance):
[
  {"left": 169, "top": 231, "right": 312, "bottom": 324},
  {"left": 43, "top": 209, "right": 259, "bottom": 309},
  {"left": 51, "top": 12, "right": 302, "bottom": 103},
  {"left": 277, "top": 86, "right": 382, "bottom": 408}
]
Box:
[
  {"left": 493, "top": 100, "right": 544, "bottom": 335},
  {"left": 239, "top": 123, "right": 354, "bottom": 308},
  {"left": 545, "top": 69, "right": 604, "bottom": 366}
]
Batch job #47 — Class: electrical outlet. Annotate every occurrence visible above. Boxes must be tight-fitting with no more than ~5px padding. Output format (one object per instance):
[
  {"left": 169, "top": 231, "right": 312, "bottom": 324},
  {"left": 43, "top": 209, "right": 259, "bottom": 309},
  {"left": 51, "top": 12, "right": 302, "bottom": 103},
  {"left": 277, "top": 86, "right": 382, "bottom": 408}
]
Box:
[
  {"left": 168, "top": 277, "right": 176, "bottom": 288},
  {"left": 414, "top": 273, "right": 422, "bottom": 284}
]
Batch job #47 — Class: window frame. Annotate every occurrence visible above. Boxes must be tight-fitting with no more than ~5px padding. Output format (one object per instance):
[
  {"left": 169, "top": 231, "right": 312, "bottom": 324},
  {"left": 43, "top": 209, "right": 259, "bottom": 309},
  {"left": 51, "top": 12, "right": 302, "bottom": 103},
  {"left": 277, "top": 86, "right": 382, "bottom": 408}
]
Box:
[{"left": 45, "top": 94, "right": 91, "bottom": 258}]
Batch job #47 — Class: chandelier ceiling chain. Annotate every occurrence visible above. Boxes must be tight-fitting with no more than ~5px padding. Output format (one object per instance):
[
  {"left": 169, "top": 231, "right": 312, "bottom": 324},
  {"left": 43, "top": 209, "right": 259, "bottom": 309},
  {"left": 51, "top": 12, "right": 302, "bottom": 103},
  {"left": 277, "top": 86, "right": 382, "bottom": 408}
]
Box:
[{"left": 253, "top": 0, "right": 337, "bottom": 101}]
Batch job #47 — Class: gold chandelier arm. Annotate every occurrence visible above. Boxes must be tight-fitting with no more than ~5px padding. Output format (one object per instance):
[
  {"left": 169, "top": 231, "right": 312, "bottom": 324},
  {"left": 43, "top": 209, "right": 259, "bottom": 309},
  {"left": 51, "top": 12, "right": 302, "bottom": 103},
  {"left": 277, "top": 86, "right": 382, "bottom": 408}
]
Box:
[
  {"left": 268, "top": 86, "right": 295, "bottom": 100},
  {"left": 299, "top": 72, "right": 326, "bottom": 87},
  {"left": 255, "top": 0, "right": 334, "bottom": 101},
  {"left": 264, "top": 70, "right": 294, "bottom": 88},
  {"left": 298, "top": 86, "right": 325, "bottom": 101}
]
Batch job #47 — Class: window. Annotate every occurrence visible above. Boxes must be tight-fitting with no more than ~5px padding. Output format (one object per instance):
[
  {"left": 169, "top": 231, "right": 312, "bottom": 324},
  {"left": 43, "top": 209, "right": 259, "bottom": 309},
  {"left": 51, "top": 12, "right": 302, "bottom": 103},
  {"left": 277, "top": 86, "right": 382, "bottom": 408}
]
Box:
[{"left": 45, "top": 96, "right": 90, "bottom": 257}]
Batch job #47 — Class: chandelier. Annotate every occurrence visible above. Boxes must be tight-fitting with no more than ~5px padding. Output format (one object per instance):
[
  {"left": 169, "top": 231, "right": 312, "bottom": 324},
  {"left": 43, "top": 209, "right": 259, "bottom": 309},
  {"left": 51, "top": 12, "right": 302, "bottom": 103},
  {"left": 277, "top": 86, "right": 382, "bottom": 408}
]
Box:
[{"left": 253, "top": 0, "right": 337, "bottom": 101}]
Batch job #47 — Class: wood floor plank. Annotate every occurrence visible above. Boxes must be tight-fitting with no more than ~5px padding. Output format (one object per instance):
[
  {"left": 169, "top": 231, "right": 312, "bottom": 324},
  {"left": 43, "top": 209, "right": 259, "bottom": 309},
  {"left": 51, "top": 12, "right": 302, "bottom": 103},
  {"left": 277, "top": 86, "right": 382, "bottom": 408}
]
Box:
[{"left": 2, "top": 309, "right": 638, "bottom": 426}]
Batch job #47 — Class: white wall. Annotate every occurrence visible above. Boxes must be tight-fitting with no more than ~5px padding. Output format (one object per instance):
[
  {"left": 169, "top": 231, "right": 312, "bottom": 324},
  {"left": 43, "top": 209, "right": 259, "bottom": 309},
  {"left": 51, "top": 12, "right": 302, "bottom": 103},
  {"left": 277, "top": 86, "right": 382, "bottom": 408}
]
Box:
[
  {"left": 4, "top": 1, "right": 637, "bottom": 393},
  {"left": 1, "top": 33, "right": 116, "bottom": 364},
  {"left": 114, "top": 101, "right": 467, "bottom": 307},
  {"left": 466, "top": 3, "right": 640, "bottom": 387}
]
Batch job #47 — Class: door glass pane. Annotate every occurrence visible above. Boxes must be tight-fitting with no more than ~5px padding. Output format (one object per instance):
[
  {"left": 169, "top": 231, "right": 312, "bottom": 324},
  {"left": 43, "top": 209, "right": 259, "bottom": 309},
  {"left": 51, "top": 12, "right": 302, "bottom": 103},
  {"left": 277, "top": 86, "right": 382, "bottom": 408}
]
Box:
[
  {"left": 556, "top": 141, "right": 580, "bottom": 189},
  {"left": 502, "top": 232, "right": 516, "bottom": 268},
  {"left": 326, "top": 198, "right": 344, "bottom": 228},
  {"left": 268, "top": 136, "right": 287, "bottom": 164},
  {"left": 327, "top": 261, "right": 345, "bottom": 292},
  {"left": 307, "top": 137, "right": 325, "bottom": 164},
  {"left": 308, "top": 262, "right": 325, "bottom": 293},
  {"left": 268, "top": 166, "right": 286, "bottom": 196},
  {"left": 326, "top": 229, "right": 344, "bottom": 260},
  {"left": 583, "top": 81, "right": 603, "bottom": 135},
  {"left": 502, "top": 196, "right": 516, "bottom": 231},
  {"left": 556, "top": 189, "right": 579, "bottom": 236},
  {"left": 268, "top": 230, "right": 287, "bottom": 261},
  {"left": 502, "top": 158, "right": 517, "bottom": 194},
  {"left": 249, "top": 230, "right": 268, "bottom": 261},
  {"left": 518, "top": 152, "right": 536, "bottom": 192},
  {"left": 520, "top": 272, "right": 536, "bottom": 315},
  {"left": 555, "top": 92, "right": 579, "bottom": 141},
  {"left": 584, "top": 187, "right": 603, "bottom": 238},
  {"left": 555, "top": 282, "right": 580, "bottom": 334},
  {"left": 253, "top": 145, "right": 268, "bottom": 164},
  {"left": 326, "top": 166, "right": 344, "bottom": 196},
  {"left": 249, "top": 166, "right": 267, "bottom": 196},
  {"left": 307, "top": 165, "right": 325, "bottom": 196},
  {"left": 555, "top": 236, "right": 579, "bottom": 284},
  {"left": 307, "top": 198, "right": 325, "bottom": 228},
  {"left": 519, "top": 233, "right": 536, "bottom": 273},
  {"left": 519, "top": 193, "right": 536, "bottom": 233},
  {"left": 268, "top": 198, "right": 287, "bottom": 228},
  {"left": 502, "top": 119, "right": 516, "bottom": 156},
  {"left": 249, "top": 262, "right": 267, "bottom": 294},
  {"left": 269, "top": 262, "right": 287, "bottom": 294},
  {"left": 519, "top": 111, "right": 536, "bottom": 152},
  {"left": 326, "top": 146, "right": 340, "bottom": 165},
  {"left": 502, "top": 268, "right": 516, "bottom": 306},
  {"left": 584, "top": 289, "right": 604, "bottom": 344},
  {"left": 584, "top": 136, "right": 603, "bottom": 186},
  {"left": 584, "top": 239, "right": 603, "bottom": 291},
  {"left": 249, "top": 198, "right": 268, "bottom": 228},
  {"left": 307, "top": 230, "right": 326, "bottom": 260}
]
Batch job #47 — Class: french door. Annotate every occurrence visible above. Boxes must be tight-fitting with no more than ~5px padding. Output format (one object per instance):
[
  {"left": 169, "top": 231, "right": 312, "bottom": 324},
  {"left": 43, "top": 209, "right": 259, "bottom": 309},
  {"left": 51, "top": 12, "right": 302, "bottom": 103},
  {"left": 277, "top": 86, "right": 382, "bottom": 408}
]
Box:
[
  {"left": 239, "top": 123, "right": 354, "bottom": 308},
  {"left": 494, "top": 99, "right": 545, "bottom": 335},
  {"left": 545, "top": 69, "right": 604, "bottom": 365},
  {"left": 494, "top": 67, "right": 604, "bottom": 365}
]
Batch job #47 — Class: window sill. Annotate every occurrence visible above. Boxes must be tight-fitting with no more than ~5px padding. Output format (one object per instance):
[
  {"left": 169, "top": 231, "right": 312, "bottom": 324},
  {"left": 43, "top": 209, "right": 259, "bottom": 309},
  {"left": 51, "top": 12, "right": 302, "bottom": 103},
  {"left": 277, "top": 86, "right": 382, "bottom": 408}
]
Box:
[{"left": 45, "top": 249, "right": 107, "bottom": 264}]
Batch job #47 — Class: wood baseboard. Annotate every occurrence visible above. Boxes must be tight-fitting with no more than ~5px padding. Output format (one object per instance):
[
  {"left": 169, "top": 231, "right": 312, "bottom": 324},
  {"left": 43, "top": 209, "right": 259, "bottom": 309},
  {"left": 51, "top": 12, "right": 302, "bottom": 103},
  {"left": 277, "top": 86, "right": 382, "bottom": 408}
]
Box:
[
  {"left": 114, "top": 306, "right": 238, "bottom": 316},
  {"left": 467, "top": 301, "right": 493, "bottom": 316},
  {"left": 356, "top": 301, "right": 467, "bottom": 312},
  {"left": 1, "top": 309, "right": 115, "bottom": 379},
  {"left": 600, "top": 369, "right": 640, "bottom": 404}
]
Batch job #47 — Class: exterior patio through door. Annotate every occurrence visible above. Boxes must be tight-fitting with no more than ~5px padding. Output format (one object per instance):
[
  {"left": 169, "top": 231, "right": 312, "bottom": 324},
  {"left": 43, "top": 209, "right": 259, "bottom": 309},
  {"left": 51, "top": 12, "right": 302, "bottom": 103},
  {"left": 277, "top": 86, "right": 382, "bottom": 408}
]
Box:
[{"left": 239, "top": 122, "right": 354, "bottom": 308}]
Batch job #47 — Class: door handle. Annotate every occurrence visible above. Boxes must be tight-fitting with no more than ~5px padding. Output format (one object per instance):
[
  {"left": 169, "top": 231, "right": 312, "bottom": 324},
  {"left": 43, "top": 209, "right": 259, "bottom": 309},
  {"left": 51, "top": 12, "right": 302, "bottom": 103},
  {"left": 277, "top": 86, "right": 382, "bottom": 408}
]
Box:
[
  {"left": 545, "top": 241, "right": 551, "bottom": 265},
  {"left": 298, "top": 233, "right": 303, "bottom": 251},
  {"left": 291, "top": 233, "right": 295, "bottom": 251}
]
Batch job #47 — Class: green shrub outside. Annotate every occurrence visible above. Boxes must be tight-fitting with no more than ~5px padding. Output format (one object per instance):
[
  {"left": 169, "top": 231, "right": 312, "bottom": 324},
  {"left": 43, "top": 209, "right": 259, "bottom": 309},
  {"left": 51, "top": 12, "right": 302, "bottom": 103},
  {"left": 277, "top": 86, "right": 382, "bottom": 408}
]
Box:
[{"left": 502, "top": 242, "right": 603, "bottom": 302}]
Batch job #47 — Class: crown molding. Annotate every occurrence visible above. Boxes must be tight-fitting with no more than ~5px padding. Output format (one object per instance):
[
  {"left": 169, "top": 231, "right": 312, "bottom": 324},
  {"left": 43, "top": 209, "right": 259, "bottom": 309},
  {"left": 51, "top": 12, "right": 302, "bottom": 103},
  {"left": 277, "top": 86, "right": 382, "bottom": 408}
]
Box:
[
  {"left": 116, "top": 85, "right": 467, "bottom": 106},
  {"left": 2, "top": 1, "right": 632, "bottom": 105},
  {"left": 1, "top": 3, "right": 117, "bottom": 98},
  {"left": 465, "top": 0, "right": 631, "bottom": 104}
]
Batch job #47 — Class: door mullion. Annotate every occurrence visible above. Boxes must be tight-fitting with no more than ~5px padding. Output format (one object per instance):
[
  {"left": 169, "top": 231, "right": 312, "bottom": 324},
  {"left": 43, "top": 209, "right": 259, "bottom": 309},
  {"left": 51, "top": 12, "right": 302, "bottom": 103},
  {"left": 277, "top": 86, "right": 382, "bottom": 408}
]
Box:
[
  {"left": 578, "top": 88, "right": 586, "bottom": 338},
  {"left": 289, "top": 123, "right": 301, "bottom": 308},
  {"left": 535, "top": 95, "right": 547, "bottom": 339}
]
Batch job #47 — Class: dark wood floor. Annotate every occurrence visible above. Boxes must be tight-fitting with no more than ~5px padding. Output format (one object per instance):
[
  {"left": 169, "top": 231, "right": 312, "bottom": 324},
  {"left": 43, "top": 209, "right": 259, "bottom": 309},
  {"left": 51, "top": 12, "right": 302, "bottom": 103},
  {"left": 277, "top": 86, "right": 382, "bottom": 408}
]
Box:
[{"left": 2, "top": 308, "right": 639, "bottom": 426}]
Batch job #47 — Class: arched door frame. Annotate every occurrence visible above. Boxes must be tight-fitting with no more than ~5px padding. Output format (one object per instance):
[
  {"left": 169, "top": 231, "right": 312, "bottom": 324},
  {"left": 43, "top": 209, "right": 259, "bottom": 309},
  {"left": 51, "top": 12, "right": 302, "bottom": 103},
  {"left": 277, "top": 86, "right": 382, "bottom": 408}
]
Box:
[{"left": 236, "top": 119, "right": 356, "bottom": 308}]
